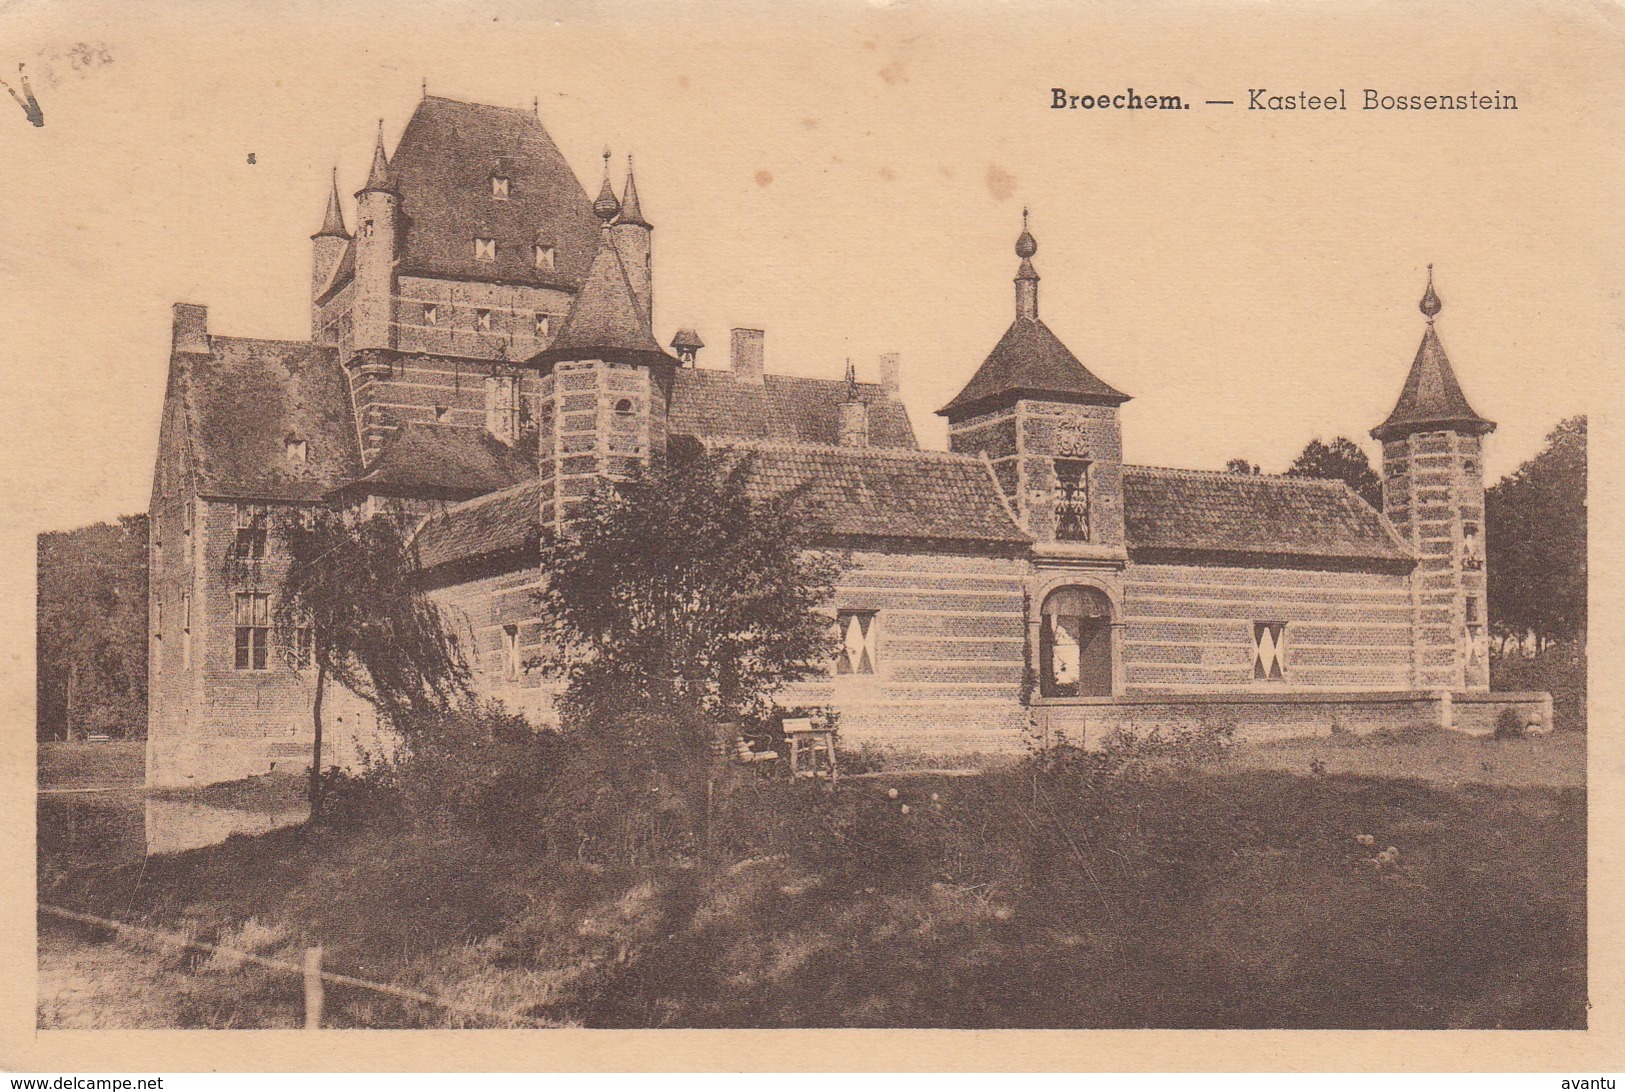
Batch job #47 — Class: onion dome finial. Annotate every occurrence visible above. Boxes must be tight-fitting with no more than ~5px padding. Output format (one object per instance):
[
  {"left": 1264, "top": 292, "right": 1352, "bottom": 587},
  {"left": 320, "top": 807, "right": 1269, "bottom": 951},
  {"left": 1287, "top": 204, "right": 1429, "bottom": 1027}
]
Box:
[
  {"left": 1015, "top": 206, "right": 1037, "bottom": 259},
  {"left": 593, "top": 147, "right": 620, "bottom": 221},
  {"left": 1420, "top": 264, "right": 1442, "bottom": 323}
]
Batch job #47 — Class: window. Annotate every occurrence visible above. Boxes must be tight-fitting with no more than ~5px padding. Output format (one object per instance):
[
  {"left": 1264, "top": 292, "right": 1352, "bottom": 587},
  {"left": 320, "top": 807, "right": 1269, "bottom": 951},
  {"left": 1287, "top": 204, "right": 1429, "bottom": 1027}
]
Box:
[
  {"left": 485, "top": 375, "right": 518, "bottom": 443},
  {"left": 476, "top": 309, "right": 493, "bottom": 332},
  {"left": 422, "top": 303, "right": 438, "bottom": 326},
  {"left": 501, "top": 624, "right": 520, "bottom": 680},
  {"left": 182, "top": 499, "right": 193, "bottom": 561},
  {"left": 534, "top": 312, "right": 550, "bottom": 338},
  {"left": 835, "top": 610, "right": 878, "bottom": 675},
  {"left": 291, "top": 623, "right": 313, "bottom": 671},
  {"left": 234, "top": 592, "right": 270, "bottom": 670},
  {"left": 1039, "top": 586, "right": 1113, "bottom": 697},
  {"left": 181, "top": 592, "right": 192, "bottom": 670},
  {"left": 362, "top": 220, "right": 374, "bottom": 238},
  {"left": 1053, "top": 459, "right": 1091, "bottom": 542},
  {"left": 1465, "top": 595, "right": 1480, "bottom": 624},
  {"left": 535, "top": 245, "right": 555, "bottom": 271},
  {"left": 491, "top": 175, "right": 511, "bottom": 199},
  {"left": 286, "top": 437, "right": 307, "bottom": 464},
  {"left": 474, "top": 237, "right": 496, "bottom": 262},
  {"left": 614, "top": 397, "right": 635, "bottom": 417},
  {"left": 1253, "top": 621, "right": 1287, "bottom": 681},
  {"left": 1463, "top": 522, "right": 1484, "bottom": 570},
  {"left": 234, "top": 504, "right": 267, "bottom": 560}
]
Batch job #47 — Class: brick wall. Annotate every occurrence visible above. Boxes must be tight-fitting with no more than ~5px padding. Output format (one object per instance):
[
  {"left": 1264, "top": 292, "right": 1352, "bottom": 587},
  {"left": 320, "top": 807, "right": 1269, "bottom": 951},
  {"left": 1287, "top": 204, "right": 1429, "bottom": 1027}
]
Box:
[
  {"left": 424, "top": 566, "right": 558, "bottom": 724},
  {"left": 1121, "top": 561, "right": 1415, "bottom": 691},
  {"left": 147, "top": 497, "right": 388, "bottom": 788}
]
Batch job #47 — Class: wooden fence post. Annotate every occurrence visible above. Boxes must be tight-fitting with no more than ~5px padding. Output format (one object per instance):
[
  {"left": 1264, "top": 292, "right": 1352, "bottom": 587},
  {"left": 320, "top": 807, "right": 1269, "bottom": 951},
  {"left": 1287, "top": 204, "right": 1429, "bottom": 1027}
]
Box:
[{"left": 303, "top": 946, "right": 324, "bottom": 1029}]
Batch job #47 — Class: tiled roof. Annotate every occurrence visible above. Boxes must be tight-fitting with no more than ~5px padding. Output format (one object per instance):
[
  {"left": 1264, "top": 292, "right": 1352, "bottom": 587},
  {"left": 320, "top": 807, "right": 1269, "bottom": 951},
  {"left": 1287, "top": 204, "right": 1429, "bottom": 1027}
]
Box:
[
  {"left": 706, "top": 440, "right": 1029, "bottom": 547},
  {"left": 528, "top": 236, "right": 673, "bottom": 368},
  {"left": 670, "top": 369, "right": 918, "bottom": 449},
  {"left": 389, "top": 97, "right": 601, "bottom": 289},
  {"left": 338, "top": 423, "right": 532, "bottom": 499},
  {"left": 1371, "top": 324, "right": 1495, "bottom": 441},
  {"left": 411, "top": 478, "right": 541, "bottom": 571},
  {"left": 178, "top": 337, "right": 361, "bottom": 501},
  {"left": 939, "top": 315, "right": 1129, "bottom": 419},
  {"left": 1122, "top": 466, "right": 1412, "bottom": 564}
]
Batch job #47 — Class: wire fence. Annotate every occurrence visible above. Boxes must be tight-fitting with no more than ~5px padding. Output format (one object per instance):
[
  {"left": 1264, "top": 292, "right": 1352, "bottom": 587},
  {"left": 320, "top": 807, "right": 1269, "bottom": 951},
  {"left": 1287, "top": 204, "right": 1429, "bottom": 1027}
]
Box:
[{"left": 40, "top": 903, "right": 557, "bottom": 1029}]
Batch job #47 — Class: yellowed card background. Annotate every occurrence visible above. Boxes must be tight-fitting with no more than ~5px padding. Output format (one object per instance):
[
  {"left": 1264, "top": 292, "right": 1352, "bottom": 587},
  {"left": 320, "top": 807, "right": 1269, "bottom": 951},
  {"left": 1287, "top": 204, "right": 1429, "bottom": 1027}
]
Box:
[{"left": 0, "top": 0, "right": 1619, "bottom": 1071}]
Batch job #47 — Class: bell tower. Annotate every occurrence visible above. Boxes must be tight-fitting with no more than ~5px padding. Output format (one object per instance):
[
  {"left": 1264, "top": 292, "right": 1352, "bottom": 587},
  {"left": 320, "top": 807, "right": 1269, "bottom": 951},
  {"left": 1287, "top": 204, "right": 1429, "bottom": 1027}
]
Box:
[
  {"left": 938, "top": 211, "right": 1131, "bottom": 555},
  {"left": 1372, "top": 267, "right": 1496, "bottom": 692}
]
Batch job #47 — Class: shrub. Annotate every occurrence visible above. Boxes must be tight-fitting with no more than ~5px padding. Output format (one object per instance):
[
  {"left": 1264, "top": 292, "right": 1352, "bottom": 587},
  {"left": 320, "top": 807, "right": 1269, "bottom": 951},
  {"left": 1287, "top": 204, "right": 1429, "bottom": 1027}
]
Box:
[
  {"left": 1494, "top": 707, "right": 1526, "bottom": 740},
  {"left": 1492, "top": 642, "right": 1586, "bottom": 731}
]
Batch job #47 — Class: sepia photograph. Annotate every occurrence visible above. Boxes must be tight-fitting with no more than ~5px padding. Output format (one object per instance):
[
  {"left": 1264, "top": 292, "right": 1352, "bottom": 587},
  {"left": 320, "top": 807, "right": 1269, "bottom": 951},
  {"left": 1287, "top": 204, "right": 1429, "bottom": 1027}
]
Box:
[{"left": 8, "top": 0, "right": 1618, "bottom": 1071}]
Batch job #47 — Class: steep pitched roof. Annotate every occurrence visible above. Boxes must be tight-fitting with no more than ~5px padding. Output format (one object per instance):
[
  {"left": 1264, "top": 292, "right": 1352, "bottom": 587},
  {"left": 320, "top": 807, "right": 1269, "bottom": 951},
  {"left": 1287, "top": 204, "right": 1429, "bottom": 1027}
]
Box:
[
  {"left": 336, "top": 423, "right": 531, "bottom": 499},
  {"left": 313, "top": 171, "right": 348, "bottom": 239},
  {"left": 388, "top": 97, "right": 601, "bottom": 288},
  {"left": 706, "top": 440, "right": 1029, "bottom": 547},
  {"left": 175, "top": 337, "right": 361, "bottom": 501},
  {"left": 410, "top": 478, "right": 541, "bottom": 571},
  {"left": 527, "top": 237, "right": 674, "bottom": 368},
  {"left": 669, "top": 368, "right": 919, "bottom": 449},
  {"left": 1371, "top": 323, "right": 1495, "bottom": 441},
  {"left": 1121, "top": 466, "right": 1412, "bottom": 565},
  {"left": 939, "top": 315, "right": 1130, "bottom": 419}
]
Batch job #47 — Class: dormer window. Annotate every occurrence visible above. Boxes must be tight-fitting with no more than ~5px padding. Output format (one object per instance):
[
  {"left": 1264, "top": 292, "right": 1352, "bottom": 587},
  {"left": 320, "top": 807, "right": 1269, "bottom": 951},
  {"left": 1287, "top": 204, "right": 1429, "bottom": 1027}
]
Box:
[
  {"left": 474, "top": 238, "right": 496, "bottom": 262},
  {"left": 491, "top": 175, "right": 511, "bottom": 200},
  {"left": 475, "top": 309, "right": 493, "bottom": 332},
  {"left": 422, "top": 303, "right": 438, "bottom": 326},
  {"left": 285, "top": 436, "right": 308, "bottom": 464},
  {"left": 535, "top": 245, "right": 555, "bottom": 271},
  {"left": 534, "top": 313, "right": 550, "bottom": 338}
]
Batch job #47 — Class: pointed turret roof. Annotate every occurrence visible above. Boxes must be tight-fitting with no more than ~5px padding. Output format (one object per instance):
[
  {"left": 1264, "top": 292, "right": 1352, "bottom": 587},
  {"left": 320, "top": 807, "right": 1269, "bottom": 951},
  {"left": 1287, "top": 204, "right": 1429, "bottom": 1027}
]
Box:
[
  {"left": 1370, "top": 267, "right": 1495, "bottom": 442},
  {"left": 312, "top": 170, "right": 349, "bottom": 239},
  {"left": 616, "top": 156, "right": 651, "bottom": 229},
  {"left": 358, "top": 120, "right": 394, "bottom": 195},
  {"left": 938, "top": 216, "right": 1129, "bottom": 419},
  {"left": 528, "top": 235, "right": 675, "bottom": 369}
]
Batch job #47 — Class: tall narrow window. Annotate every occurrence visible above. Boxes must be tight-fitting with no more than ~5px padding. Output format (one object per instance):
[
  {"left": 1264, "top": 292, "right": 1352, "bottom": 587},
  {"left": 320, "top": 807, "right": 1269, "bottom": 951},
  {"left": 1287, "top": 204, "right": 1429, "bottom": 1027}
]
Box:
[
  {"left": 534, "top": 313, "right": 550, "bottom": 338},
  {"left": 182, "top": 498, "right": 193, "bottom": 562},
  {"left": 291, "top": 622, "right": 313, "bottom": 671},
  {"left": 835, "top": 610, "right": 878, "bottom": 675},
  {"left": 475, "top": 309, "right": 493, "bottom": 332},
  {"left": 422, "top": 303, "right": 438, "bottom": 326},
  {"left": 491, "top": 175, "right": 511, "bottom": 199},
  {"left": 1053, "top": 459, "right": 1091, "bottom": 542},
  {"left": 181, "top": 592, "right": 192, "bottom": 670},
  {"left": 1465, "top": 595, "right": 1481, "bottom": 624},
  {"left": 234, "top": 504, "right": 267, "bottom": 561},
  {"left": 474, "top": 238, "right": 496, "bottom": 262},
  {"left": 1253, "top": 621, "right": 1287, "bottom": 681},
  {"left": 234, "top": 592, "right": 270, "bottom": 670},
  {"left": 535, "top": 245, "right": 555, "bottom": 271},
  {"left": 501, "top": 624, "right": 520, "bottom": 680}
]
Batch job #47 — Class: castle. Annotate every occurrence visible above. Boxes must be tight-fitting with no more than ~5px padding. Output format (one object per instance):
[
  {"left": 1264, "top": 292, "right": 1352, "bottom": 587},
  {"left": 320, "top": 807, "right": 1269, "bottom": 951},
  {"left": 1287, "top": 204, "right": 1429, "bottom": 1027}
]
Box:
[{"left": 145, "top": 95, "right": 1546, "bottom": 787}]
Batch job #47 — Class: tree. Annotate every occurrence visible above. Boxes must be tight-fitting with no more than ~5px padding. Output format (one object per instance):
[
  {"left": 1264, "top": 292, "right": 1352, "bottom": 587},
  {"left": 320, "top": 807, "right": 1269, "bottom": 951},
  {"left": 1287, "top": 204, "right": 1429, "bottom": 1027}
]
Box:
[
  {"left": 273, "top": 509, "right": 472, "bottom": 813},
  {"left": 538, "top": 446, "right": 844, "bottom": 726},
  {"left": 1224, "top": 458, "right": 1261, "bottom": 476},
  {"left": 1486, "top": 416, "right": 1586, "bottom": 648},
  {"left": 36, "top": 515, "right": 148, "bottom": 740},
  {"left": 1284, "top": 436, "right": 1383, "bottom": 509}
]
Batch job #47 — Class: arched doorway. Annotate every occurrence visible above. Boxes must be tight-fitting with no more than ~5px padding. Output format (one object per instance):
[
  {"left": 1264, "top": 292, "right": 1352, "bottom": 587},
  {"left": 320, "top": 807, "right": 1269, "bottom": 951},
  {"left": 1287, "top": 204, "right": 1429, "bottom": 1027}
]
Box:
[{"left": 1039, "top": 585, "right": 1114, "bottom": 697}]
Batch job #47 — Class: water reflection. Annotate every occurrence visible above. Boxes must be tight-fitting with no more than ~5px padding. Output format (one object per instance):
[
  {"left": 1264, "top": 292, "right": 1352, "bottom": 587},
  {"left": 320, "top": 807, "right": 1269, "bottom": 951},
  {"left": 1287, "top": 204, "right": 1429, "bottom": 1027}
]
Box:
[{"left": 144, "top": 796, "right": 308, "bottom": 856}]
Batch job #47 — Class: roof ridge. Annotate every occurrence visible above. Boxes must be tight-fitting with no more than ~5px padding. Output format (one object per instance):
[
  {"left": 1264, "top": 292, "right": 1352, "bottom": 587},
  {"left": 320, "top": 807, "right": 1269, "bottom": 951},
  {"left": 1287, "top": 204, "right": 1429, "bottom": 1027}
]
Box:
[
  {"left": 1123, "top": 463, "right": 1352, "bottom": 488},
  {"left": 703, "top": 437, "right": 982, "bottom": 463}
]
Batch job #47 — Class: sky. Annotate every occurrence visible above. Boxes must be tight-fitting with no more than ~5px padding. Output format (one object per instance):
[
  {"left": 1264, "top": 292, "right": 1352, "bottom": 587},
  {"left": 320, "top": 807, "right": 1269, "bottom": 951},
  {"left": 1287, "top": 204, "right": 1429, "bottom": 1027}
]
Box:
[{"left": 0, "top": 0, "right": 1616, "bottom": 533}]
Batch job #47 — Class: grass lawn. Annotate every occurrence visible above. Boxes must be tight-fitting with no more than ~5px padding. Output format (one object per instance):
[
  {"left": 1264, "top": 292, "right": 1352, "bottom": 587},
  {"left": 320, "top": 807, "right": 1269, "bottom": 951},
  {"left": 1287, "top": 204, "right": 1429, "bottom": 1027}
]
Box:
[{"left": 39, "top": 728, "right": 1585, "bottom": 1030}]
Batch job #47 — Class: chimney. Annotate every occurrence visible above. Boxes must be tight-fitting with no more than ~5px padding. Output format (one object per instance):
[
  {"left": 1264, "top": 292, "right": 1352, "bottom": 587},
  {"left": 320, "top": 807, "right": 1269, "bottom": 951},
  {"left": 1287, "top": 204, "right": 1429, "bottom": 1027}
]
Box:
[
  {"left": 172, "top": 303, "right": 210, "bottom": 355},
  {"left": 730, "top": 328, "right": 765, "bottom": 385},
  {"left": 878, "top": 352, "right": 900, "bottom": 397}
]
